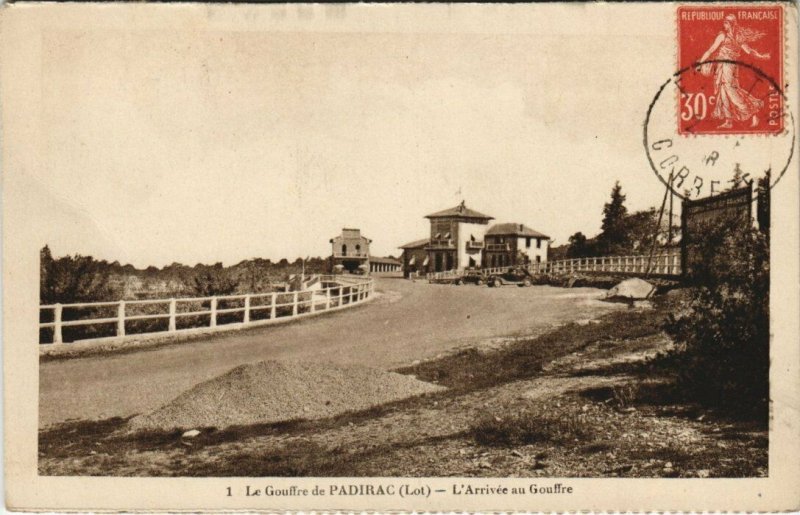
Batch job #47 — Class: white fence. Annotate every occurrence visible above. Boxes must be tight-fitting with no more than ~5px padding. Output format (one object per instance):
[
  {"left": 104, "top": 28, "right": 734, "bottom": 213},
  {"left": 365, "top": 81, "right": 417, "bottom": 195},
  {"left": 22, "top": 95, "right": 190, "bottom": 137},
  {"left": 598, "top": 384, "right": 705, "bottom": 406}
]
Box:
[
  {"left": 427, "top": 252, "right": 681, "bottom": 281},
  {"left": 39, "top": 275, "right": 374, "bottom": 346}
]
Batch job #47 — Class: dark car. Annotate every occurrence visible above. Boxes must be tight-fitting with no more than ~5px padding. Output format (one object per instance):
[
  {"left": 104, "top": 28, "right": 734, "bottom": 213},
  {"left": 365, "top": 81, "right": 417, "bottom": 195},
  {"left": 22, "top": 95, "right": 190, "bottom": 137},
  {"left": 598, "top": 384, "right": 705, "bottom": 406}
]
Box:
[
  {"left": 488, "top": 266, "right": 533, "bottom": 287},
  {"left": 461, "top": 269, "right": 488, "bottom": 286}
]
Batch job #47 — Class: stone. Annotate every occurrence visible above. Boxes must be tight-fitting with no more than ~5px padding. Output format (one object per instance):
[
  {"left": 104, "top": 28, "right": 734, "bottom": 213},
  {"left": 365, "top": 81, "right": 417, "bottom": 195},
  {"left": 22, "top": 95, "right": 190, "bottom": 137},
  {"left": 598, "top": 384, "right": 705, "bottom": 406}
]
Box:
[
  {"left": 182, "top": 429, "right": 200, "bottom": 438},
  {"left": 633, "top": 300, "right": 653, "bottom": 310},
  {"left": 697, "top": 469, "right": 710, "bottom": 478},
  {"left": 605, "top": 278, "right": 656, "bottom": 301}
]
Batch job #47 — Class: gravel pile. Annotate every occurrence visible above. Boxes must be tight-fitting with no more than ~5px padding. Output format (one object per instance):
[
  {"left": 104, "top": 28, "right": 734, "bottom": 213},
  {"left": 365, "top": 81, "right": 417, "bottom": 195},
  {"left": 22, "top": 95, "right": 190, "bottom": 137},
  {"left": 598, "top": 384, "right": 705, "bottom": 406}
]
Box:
[{"left": 128, "top": 360, "right": 443, "bottom": 431}]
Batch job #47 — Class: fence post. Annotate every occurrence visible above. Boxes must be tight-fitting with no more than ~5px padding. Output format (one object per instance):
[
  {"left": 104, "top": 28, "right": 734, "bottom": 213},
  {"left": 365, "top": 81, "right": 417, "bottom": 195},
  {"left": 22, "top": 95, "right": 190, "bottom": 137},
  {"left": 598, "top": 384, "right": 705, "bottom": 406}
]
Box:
[
  {"left": 271, "top": 293, "right": 277, "bottom": 319},
  {"left": 310, "top": 291, "right": 316, "bottom": 313},
  {"left": 326, "top": 288, "right": 331, "bottom": 310},
  {"left": 210, "top": 297, "right": 217, "bottom": 327},
  {"left": 169, "top": 299, "right": 177, "bottom": 332},
  {"left": 53, "top": 304, "right": 63, "bottom": 344},
  {"left": 292, "top": 291, "right": 299, "bottom": 316},
  {"left": 117, "top": 301, "right": 126, "bottom": 337},
  {"left": 243, "top": 295, "right": 251, "bottom": 324}
]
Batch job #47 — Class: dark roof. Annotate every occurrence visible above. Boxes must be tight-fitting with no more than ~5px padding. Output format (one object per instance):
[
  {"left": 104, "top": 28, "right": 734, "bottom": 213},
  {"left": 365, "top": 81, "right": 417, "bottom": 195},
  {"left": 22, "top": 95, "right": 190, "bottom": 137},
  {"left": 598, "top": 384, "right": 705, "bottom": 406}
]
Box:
[
  {"left": 425, "top": 201, "right": 493, "bottom": 220},
  {"left": 486, "top": 223, "right": 550, "bottom": 239},
  {"left": 399, "top": 238, "right": 430, "bottom": 249},
  {"left": 371, "top": 256, "right": 402, "bottom": 265}
]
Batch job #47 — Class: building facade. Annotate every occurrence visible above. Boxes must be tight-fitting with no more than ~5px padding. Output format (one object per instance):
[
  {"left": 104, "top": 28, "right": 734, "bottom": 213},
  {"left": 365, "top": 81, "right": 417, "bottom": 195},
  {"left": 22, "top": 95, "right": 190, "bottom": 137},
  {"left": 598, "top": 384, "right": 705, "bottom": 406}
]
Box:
[
  {"left": 399, "top": 238, "right": 430, "bottom": 278},
  {"left": 400, "top": 203, "right": 551, "bottom": 275},
  {"left": 370, "top": 256, "right": 402, "bottom": 274},
  {"left": 425, "top": 201, "right": 493, "bottom": 272},
  {"left": 483, "top": 223, "right": 550, "bottom": 268},
  {"left": 329, "top": 228, "right": 371, "bottom": 274}
]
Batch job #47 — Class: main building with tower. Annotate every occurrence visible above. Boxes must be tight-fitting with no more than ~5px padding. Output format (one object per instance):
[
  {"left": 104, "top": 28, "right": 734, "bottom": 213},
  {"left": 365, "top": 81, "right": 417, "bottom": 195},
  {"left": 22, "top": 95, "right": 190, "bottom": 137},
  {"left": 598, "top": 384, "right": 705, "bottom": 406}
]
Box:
[{"left": 400, "top": 201, "right": 551, "bottom": 277}]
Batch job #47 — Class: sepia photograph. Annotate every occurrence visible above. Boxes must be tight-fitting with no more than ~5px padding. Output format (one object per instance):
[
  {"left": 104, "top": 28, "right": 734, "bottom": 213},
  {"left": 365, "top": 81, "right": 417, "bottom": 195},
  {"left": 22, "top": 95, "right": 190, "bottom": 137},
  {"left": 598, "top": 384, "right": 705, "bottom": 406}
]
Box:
[{"left": 3, "top": 1, "right": 799, "bottom": 512}]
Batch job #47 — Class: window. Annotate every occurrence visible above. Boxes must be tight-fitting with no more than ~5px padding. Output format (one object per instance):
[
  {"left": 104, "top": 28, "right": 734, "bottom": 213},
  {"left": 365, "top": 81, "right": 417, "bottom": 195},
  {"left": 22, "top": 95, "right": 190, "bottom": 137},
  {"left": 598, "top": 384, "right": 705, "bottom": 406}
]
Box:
[
  {"left": 435, "top": 233, "right": 442, "bottom": 239},
  {"left": 444, "top": 232, "right": 451, "bottom": 239},
  {"left": 356, "top": 244, "right": 361, "bottom": 254},
  {"left": 526, "top": 237, "right": 531, "bottom": 248},
  {"left": 536, "top": 255, "right": 541, "bottom": 263},
  {"left": 536, "top": 239, "right": 542, "bottom": 249},
  {"left": 342, "top": 244, "right": 347, "bottom": 256}
]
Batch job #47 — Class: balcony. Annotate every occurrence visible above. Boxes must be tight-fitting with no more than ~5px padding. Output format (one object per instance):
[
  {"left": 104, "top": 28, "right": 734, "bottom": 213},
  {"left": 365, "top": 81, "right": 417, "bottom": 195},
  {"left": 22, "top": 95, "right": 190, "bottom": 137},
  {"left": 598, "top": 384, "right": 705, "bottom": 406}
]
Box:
[
  {"left": 486, "top": 243, "right": 511, "bottom": 252},
  {"left": 332, "top": 253, "right": 368, "bottom": 259},
  {"left": 465, "top": 240, "right": 484, "bottom": 250},
  {"left": 426, "top": 239, "right": 455, "bottom": 249}
]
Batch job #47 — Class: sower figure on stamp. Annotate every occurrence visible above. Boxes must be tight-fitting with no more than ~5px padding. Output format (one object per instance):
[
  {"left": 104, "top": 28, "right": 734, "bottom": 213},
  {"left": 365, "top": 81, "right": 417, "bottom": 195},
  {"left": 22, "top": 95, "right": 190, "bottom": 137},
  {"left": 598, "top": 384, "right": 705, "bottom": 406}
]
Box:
[{"left": 698, "top": 14, "right": 771, "bottom": 129}]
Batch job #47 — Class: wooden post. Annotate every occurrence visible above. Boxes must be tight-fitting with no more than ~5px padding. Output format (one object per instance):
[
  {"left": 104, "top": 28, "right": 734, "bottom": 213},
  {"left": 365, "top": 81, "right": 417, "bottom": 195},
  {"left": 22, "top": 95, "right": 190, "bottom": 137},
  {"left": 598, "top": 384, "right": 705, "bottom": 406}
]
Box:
[
  {"left": 292, "top": 291, "right": 299, "bottom": 316},
  {"left": 310, "top": 292, "right": 316, "bottom": 313},
  {"left": 169, "top": 299, "right": 177, "bottom": 332},
  {"left": 53, "top": 304, "right": 63, "bottom": 344},
  {"left": 271, "top": 293, "right": 277, "bottom": 319},
  {"left": 326, "top": 288, "right": 331, "bottom": 310},
  {"left": 210, "top": 297, "right": 217, "bottom": 327},
  {"left": 117, "top": 301, "right": 126, "bottom": 337},
  {"left": 243, "top": 295, "right": 251, "bottom": 324}
]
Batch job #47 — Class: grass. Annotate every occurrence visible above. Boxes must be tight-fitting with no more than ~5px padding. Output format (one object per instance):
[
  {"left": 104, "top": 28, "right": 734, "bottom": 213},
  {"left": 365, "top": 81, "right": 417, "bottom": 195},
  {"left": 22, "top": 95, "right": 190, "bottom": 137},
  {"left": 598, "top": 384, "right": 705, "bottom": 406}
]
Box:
[
  {"left": 395, "top": 308, "right": 665, "bottom": 391},
  {"left": 470, "top": 411, "right": 590, "bottom": 447}
]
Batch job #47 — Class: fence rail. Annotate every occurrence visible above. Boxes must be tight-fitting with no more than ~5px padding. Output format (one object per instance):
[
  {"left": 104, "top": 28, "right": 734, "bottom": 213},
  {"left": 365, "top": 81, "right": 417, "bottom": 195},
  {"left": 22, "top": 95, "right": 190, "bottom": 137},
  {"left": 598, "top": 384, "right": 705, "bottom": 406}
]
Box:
[
  {"left": 39, "top": 275, "right": 374, "bottom": 346},
  {"left": 427, "top": 252, "right": 681, "bottom": 281}
]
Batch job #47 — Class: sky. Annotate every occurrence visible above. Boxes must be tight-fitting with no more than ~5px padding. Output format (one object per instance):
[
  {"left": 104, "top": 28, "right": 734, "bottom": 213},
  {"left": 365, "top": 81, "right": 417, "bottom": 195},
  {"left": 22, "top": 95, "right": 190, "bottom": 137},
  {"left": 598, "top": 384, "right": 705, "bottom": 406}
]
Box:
[{"left": 24, "top": 3, "right": 683, "bottom": 267}]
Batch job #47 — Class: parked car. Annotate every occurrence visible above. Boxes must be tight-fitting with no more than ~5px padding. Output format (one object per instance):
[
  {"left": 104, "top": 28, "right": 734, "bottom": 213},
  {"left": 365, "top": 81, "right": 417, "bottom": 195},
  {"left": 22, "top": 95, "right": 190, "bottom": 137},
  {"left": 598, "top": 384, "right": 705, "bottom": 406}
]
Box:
[
  {"left": 488, "top": 267, "right": 533, "bottom": 287},
  {"left": 461, "top": 268, "right": 488, "bottom": 286},
  {"left": 428, "top": 274, "right": 463, "bottom": 285}
]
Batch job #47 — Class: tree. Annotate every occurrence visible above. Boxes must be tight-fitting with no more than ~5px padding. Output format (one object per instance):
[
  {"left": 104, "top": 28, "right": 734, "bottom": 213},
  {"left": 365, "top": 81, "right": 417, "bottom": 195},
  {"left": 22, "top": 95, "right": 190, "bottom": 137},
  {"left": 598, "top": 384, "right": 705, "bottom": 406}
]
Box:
[
  {"left": 192, "top": 263, "right": 238, "bottom": 296},
  {"left": 597, "top": 181, "right": 628, "bottom": 255},
  {"left": 566, "top": 232, "right": 591, "bottom": 258},
  {"left": 40, "top": 246, "right": 120, "bottom": 304},
  {"left": 621, "top": 208, "right": 659, "bottom": 253}
]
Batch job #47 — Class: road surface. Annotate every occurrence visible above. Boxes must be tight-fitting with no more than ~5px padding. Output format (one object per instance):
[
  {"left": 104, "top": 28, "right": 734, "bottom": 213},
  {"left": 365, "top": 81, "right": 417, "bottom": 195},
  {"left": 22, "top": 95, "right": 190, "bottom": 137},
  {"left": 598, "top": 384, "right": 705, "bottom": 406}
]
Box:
[{"left": 39, "top": 277, "right": 620, "bottom": 427}]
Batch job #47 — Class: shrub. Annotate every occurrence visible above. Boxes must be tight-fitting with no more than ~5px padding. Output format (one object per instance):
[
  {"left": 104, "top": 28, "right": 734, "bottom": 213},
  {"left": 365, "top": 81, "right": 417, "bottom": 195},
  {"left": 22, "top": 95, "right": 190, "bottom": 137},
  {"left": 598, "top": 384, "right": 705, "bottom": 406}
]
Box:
[{"left": 664, "top": 214, "right": 768, "bottom": 417}]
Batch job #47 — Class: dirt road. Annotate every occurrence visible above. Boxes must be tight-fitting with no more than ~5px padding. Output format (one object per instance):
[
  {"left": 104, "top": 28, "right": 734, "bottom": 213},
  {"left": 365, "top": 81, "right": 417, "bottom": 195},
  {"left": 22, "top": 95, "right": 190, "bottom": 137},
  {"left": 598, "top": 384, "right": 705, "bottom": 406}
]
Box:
[{"left": 39, "top": 278, "right": 621, "bottom": 427}]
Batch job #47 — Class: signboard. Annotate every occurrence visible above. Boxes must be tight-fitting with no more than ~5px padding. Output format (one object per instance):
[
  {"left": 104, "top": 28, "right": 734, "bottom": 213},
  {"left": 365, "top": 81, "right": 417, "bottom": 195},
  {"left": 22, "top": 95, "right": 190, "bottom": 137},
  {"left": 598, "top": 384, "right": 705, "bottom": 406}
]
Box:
[{"left": 681, "top": 184, "right": 753, "bottom": 278}]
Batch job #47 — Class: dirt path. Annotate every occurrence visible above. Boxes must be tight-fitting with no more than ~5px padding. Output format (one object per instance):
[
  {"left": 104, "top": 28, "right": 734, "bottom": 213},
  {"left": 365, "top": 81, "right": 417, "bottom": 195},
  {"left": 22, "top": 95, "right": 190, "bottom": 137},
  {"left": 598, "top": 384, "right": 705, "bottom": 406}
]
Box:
[{"left": 39, "top": 278, "right": 621, "bottom": 427}]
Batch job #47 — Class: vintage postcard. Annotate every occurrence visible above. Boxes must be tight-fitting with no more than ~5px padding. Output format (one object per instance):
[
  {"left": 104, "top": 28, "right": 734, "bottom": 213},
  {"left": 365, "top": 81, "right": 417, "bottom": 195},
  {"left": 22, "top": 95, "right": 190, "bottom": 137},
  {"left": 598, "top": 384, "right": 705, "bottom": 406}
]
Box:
[{"left": 2, "top": 2, "right": 799, "bottom": 512}]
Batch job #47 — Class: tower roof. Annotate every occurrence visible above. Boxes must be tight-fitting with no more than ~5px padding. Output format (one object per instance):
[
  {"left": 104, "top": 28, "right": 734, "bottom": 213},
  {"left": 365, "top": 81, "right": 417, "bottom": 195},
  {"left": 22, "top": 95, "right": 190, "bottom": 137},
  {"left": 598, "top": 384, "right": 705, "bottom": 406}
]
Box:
[{"left": 425, "top": 201, "right": 493, "bottom": 221}]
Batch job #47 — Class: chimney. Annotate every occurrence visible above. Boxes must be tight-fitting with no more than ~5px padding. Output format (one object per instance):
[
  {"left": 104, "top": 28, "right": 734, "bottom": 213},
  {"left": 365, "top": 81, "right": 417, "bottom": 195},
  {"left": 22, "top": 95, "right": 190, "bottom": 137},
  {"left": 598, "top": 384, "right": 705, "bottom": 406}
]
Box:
[{"left": 519, "top": 223, "right": 523, "bottom": 231}]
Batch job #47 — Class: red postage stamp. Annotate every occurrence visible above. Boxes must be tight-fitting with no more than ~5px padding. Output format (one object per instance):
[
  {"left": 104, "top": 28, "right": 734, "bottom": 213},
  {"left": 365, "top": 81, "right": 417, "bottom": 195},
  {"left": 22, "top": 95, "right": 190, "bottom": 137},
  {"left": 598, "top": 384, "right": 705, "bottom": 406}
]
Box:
[{"left": 677, "top": 5, "right": 784, "bottom": 135}]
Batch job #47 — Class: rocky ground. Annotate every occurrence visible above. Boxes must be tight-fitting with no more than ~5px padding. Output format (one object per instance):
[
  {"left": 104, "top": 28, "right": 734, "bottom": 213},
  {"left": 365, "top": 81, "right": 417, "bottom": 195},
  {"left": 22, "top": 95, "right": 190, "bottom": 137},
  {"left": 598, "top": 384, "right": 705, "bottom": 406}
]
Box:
[{"left": 38, "top": 294, "right": 767, "bottom": 477}]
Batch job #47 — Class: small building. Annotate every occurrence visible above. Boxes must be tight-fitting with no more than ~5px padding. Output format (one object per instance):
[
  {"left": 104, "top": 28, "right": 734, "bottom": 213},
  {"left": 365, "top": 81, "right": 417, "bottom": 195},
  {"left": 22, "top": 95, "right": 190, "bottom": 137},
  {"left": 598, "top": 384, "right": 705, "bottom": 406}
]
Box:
[
  {"left": 370, "top": 256, "right": 402, "bottom": 274},
  {"left": 484, "top": 223, "right": 550, "bottom": 268},
  {"left": 425, "top": 201, "right": 494, "bottom": 272},
  {"left": 329, "top": 228, "right": 371, "bottom": 274},
  {"left": 399, "top": 238, "right": 430, "bottom": 278}
]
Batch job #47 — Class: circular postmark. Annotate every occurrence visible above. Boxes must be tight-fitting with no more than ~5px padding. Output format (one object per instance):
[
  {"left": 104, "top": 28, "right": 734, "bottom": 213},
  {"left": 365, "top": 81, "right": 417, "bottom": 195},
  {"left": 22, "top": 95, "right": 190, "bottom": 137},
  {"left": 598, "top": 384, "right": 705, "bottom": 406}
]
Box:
[{"left": 644, "top": 59, "right": 795, "bottom": 201}]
